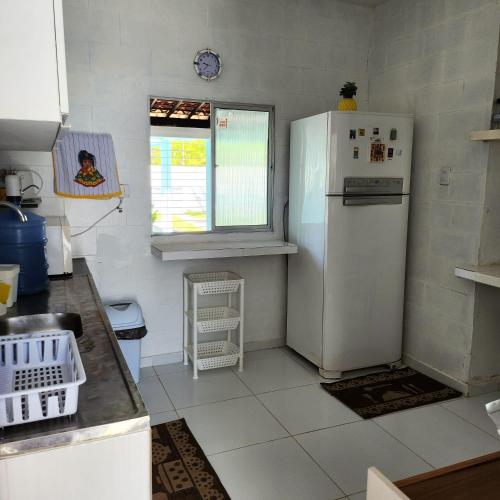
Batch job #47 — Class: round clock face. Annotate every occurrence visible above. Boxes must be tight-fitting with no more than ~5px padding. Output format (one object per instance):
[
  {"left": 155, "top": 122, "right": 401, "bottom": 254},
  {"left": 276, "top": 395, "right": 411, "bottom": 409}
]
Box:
[{"left": 194, "top": 49, "right": 222, "bottom": 81}]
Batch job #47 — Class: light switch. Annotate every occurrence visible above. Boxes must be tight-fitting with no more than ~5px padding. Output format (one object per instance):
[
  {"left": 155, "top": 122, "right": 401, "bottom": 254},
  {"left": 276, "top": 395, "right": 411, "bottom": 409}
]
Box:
[{"left": 439, "top": 167, "right": 451, "bottom": 186}]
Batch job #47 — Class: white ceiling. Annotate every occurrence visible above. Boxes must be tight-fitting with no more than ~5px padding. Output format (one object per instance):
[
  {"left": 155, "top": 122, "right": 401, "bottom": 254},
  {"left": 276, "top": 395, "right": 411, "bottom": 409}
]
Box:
[{"left": 338, "top": 0, "right": 388, "bottom": 6}]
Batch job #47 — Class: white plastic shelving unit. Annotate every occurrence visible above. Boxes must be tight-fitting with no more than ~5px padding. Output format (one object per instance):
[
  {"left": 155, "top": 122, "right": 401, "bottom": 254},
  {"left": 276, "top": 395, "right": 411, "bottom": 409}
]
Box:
[{"left": 183, "top": 272, "right": 244, "bottom": 379}]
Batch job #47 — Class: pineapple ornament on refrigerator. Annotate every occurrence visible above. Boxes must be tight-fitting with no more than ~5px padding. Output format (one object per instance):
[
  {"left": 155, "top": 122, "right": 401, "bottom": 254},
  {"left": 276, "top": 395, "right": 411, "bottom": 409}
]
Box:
[{"left": 337, "top": 81, "right": 358, "bottom": 111}]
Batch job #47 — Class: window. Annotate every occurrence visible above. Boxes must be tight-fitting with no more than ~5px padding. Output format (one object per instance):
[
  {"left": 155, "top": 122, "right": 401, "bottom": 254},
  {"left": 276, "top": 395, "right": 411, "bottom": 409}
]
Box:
[{"left": 150, "top": 98, "right": 273, "bottom": 235}]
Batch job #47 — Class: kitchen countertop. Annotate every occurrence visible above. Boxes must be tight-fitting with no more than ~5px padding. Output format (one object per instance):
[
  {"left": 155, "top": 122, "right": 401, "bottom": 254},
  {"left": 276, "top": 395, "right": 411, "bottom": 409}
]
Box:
[{"left": 0, "top": 259, "right": 149, "bottom": 458}]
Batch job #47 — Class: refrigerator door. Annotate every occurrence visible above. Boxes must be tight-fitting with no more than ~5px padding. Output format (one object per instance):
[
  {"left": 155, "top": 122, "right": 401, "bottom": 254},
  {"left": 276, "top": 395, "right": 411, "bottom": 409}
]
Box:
[
  {"left": 322, "top": 194, "right": 409, "bottom": 372},
  {"left": 327, "top": 112, "right": 413, "bottom": 195},
  {"left": 287, "top": 112, "right": 330, "bottom": 366}
]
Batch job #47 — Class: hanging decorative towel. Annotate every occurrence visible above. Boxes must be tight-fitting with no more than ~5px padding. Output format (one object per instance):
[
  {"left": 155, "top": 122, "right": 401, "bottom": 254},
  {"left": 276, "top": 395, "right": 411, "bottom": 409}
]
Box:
[{"left": 52, "top": 132, "right": 121, "bottom": 199}]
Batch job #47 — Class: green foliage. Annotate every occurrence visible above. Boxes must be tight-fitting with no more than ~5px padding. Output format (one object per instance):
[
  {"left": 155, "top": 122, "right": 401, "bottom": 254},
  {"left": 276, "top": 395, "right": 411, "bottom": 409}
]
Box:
[
  {"left": 151, "top": 210, "right": 162, "bottom": 223},
  {"left": 340, "top": 81, "right": 357, "bottom": 98}
]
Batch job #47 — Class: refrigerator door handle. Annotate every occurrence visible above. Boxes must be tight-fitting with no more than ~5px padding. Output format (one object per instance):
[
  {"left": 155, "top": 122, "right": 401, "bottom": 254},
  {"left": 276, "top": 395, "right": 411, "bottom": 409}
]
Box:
[{"left": 343, "top": 194, "right": 403, "bottom": 206}]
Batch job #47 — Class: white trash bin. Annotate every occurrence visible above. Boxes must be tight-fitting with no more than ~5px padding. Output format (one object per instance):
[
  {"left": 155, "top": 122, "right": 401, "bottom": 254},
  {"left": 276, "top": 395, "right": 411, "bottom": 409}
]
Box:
[{"left": 104, "top": 302, "right": 147, "bottom": 383}]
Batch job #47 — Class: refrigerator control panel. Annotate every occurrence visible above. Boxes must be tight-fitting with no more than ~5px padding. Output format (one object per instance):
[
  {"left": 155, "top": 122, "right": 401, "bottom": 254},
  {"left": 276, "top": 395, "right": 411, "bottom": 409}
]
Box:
[{"left": 343, "top": 177, "right": 403, "bottom": 194}]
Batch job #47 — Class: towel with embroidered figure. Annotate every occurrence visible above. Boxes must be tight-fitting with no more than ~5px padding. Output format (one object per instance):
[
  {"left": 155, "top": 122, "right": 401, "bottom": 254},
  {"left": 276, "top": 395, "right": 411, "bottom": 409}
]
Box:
[{"left": 52, "top": 131, "right": 122, "bottom": 199}]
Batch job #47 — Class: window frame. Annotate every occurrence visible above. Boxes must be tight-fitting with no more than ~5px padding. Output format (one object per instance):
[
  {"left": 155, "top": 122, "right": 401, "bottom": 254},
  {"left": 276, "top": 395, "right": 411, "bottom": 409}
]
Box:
[{"left": 149, "top": 96, "right": 275, "bottom": 236}]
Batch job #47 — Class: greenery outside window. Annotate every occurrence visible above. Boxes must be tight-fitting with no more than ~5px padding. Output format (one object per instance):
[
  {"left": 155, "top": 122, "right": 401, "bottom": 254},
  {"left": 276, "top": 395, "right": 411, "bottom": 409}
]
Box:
[{"left": 150, "top": 98, "right": 274, "bottom": 235}]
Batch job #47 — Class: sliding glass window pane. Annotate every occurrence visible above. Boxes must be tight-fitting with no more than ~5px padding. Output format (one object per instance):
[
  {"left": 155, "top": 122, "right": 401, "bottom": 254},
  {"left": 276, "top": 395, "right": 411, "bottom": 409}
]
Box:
[
  {"left": 215, "top": 108, "right": 269, "bottom": 227},
  {"left": 150, "top": 136, "right": 210, "bottom": 233}
]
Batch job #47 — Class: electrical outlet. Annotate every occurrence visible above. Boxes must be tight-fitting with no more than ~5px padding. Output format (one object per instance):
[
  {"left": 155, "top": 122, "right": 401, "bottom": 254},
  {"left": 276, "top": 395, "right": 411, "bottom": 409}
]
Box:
[
  {"left": 439, "top": 167, "right": 451, "bottom": 186},
  {"left": 120, "top": 184, "right": 130, "bottom": 198}
]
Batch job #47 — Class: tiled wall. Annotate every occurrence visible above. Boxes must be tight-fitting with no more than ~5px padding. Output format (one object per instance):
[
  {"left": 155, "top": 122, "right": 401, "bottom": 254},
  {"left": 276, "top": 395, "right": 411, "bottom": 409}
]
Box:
[
  {"left": 0, "top": 0, "right": 372, "bottom": 363},
  {"left": 369, "top": 0, "right": 500, "bottom": 387}
]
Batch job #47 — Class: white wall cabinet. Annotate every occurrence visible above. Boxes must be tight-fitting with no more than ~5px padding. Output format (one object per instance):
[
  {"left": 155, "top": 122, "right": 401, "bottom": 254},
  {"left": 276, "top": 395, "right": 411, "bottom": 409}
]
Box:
[{"left": 0, "top": 0, "right": 69, "bottom": 151}]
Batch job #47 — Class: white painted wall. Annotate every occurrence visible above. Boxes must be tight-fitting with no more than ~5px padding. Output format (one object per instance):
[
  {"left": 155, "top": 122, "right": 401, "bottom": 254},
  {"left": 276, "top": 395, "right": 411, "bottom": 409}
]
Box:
[
  {"left": 3, "top": 0, "right": 499, "bottom": 384},
  {"left": 0, "top": 0, "right": 372, "bottom": 363},
  {"left": 368, "top": 0, "right": 500, "bottom": 387}
]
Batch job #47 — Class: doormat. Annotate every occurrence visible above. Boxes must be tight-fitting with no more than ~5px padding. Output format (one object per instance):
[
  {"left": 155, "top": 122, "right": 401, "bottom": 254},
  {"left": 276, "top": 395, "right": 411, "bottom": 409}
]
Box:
[
  {"left": 152, "top": 418, "right": 230, "bottom": 499},
  {"left": 321, "top": 367, "right": 461, "bottom": 419}
]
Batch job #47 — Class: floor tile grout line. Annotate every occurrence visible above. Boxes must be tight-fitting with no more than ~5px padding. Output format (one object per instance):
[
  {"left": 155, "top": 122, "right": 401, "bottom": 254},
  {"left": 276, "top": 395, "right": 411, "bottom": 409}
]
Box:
[
  {"left": 230, "top": 348, "right": 324, "bottom": 392},
  {"left": 207, "top": 434, "right": 346, "bottom": 500},
  {"left": 288, "top": 417, "right": 364, "bottom": 438},
  {"left": 248, "top": 385, "right": 293, "bottom": 435},
  {"left": 232, "top": 358, "right": 350, "bottom": 443},
  {"left": 240, "top": 376, "right": 375, "bottom": 442},
  {"left": 227, "top": 365, "right": 294, "bottom": 438},
  {"left": 231, "top": 366, "right": 322, "bottom": 395},
  {"left": 153, "top": 365, "right": 190, "bottom": 377},
  {"left": 290, "top": 433, "right": 349, "bottom": 498},
  {"left": 206, "top": 435, "right": 291, "bottom": 458},
  {"left": 150, "top": 409, "right": 179, "bottom": 419},
  {"left": 171, "top": 393, "right": 256, "bottom": 412},
  {"left": 371, "top": 419, "right": 436, "bottom": 470},
  {"left": 138, "top": 372, "right": 159, "bottom": 383},
  {"left": 348, "top": 489, "right": 367, "bottom": 497},
  {"left": 155, "top": 366, "right": 250, "bottom": 409},
  {"left": 153, "top": 374, "right": 176, "bottom": 410},
  {"left": 438, "top": 403, "right": 500, "bottom": 442},
  {"left": 235, "top": 348, "right": 353, "bottom": 495},
  {"left": 158, "top": 370, "right": 255, "bottom": 409},
  {"left": 251, "top": 380, "right": 326, "bottom": 396},
  {"left": 137, "top": 374, "right": 176, "bottom": 414},
  {"left": 169, "top": 362, "right": 297, "bottom": 459},
  {"left": 373, "top": 404, "right": 500, "bottom": 471}
]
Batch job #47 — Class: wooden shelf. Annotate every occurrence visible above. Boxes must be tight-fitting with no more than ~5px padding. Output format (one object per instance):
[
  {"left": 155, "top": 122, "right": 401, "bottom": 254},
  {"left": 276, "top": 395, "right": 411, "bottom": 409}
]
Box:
[
  {"left": 455, "top": 264, "right": 500, "bottom": 288},
  {"left": 470, "top": 130, "right": 500, "bottom": 141},
  {"left": 152, "top": 240, "right": 298, "bottom": 261}
]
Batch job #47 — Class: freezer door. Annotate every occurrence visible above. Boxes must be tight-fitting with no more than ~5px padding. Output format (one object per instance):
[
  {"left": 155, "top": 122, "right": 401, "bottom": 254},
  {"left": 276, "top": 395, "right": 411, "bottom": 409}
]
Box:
[
  {"left": 322, "top": 195, "right": 409, "bottom": 372},
  {"left": 328, "top": 112, "right": 413, "bottom": 195}
]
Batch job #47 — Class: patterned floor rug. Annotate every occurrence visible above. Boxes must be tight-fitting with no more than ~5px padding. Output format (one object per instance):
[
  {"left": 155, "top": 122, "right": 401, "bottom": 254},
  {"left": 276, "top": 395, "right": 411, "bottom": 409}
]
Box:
[
  {"left": 152, "top": 418, "right": 230, "bottom": 499},
  {"left": 321, "top": 367, "right": 461, "bottom": 419}
]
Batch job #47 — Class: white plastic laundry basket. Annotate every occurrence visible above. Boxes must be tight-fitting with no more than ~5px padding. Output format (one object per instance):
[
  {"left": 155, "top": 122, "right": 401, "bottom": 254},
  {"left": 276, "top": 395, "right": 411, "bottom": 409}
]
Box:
[
  {"left": 187, "top": 306, "right": 241, "bottom": 334},
  {"left": 187, "top": 272, "right": 242, "bottom": 295},
  {"left": 187, "top": 341, "right": 240, "bottom": 370},
  {"left": 0, "top": 330, "right": 86, "bottom": 427}
]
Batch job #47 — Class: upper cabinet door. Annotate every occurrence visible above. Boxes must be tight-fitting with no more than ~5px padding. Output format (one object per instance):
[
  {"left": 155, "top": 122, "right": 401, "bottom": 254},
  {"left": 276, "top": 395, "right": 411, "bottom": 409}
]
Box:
[
  {"left": 53, "top": 0, "right": 69, "bottom": 119},
  {"left": 0, "top": 0, "right": 69, "bottom": 151}
]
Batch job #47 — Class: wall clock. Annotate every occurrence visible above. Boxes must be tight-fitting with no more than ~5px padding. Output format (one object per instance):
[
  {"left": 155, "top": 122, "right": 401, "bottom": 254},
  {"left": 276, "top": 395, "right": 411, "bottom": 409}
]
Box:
[{"left": 194, "top": 49, "right": 222, "bottom": 81}]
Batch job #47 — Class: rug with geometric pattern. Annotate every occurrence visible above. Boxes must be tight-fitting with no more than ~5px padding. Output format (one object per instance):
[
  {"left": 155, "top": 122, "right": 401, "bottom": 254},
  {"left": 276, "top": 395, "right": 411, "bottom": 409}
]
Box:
[
  {"left": 321, "top": 367, "right": 461, "bottom": 419},
  {"left": 152, "top": 418, "right": 230, "bottom": 499}
]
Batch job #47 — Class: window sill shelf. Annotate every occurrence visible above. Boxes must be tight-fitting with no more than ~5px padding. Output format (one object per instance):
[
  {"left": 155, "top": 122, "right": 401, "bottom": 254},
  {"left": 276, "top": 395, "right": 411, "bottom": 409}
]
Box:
[
  {"left": 151, "top": 240, "right": 298, "bottom": 261},
  {"left": 455, "top": 264, "right": 500, "bottom": 288}
]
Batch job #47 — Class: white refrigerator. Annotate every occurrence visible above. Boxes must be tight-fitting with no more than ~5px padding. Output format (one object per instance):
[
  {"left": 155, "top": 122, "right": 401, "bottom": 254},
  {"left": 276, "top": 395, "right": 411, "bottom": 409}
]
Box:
[{"left": 287, "top": 111, "right": 413, "bottom": 378}]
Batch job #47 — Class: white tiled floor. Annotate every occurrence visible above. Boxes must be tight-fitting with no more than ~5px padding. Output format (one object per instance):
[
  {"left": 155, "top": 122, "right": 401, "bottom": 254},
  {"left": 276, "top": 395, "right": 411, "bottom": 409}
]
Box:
[
  {"left": 375, "top": 404, "right": 500, "bottom": 468},
  {"left": 297, "top": 419, "right": 432, "bottom": 495},
  {"left": 138, "top": 347, "right": 500, "bottom": 500},
  {"left": 158, "top": 368, "right": 251, "bottom": 409},
  {"left": 209, "top": 438, "right": 343, "bottom": 500},
  {"left": 442, "top": 391, "right": 500, "bottom": 439},
  {"left": 257, "top": 384, "right": 361, "bottom": 435},
  {"left": 136, "top": 374, "right": 173, "bottom": 414}
]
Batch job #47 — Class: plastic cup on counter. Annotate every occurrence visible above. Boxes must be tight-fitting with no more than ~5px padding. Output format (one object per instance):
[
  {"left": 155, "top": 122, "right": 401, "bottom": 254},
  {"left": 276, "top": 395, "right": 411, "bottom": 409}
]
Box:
[{"left": 0, "top": 264, "right": 20, "bottom": 307}]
